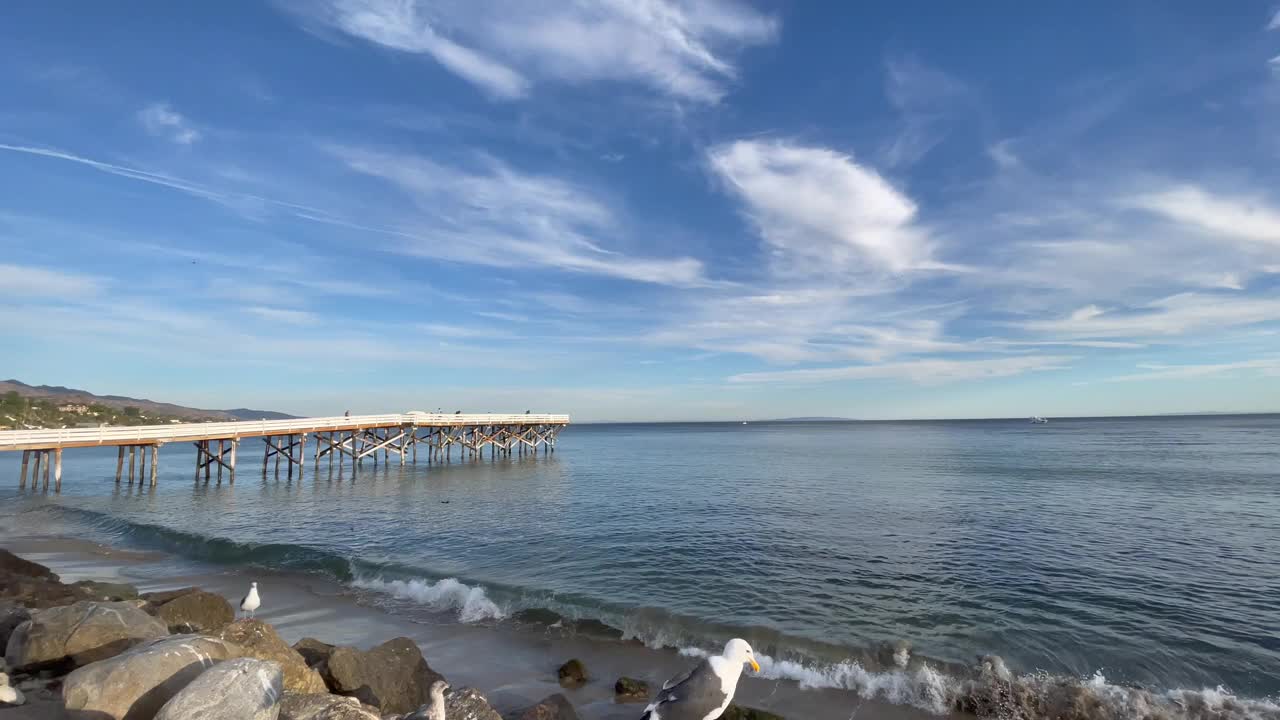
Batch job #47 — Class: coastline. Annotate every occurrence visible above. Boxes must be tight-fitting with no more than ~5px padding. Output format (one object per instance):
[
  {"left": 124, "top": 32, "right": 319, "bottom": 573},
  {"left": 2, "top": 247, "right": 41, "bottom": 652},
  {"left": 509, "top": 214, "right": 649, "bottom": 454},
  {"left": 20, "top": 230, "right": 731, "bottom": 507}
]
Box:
[{"left": 1, "top": 533, "right": 931, "bottom": 720}]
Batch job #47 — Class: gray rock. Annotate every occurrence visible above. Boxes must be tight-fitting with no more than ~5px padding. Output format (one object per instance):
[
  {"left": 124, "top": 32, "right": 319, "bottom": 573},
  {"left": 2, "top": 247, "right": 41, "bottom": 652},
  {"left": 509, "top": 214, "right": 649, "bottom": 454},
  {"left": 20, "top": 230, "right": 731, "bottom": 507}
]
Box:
[
  {"left": 720, "top": 705, "right": 785, "bottom": 720},
  {"left": 158, "top": 590, "right": 235, "bottom": 633},
  {"left": 4, "top": 600, "right": 168, "bottom": 672},
  {"left": 293, "top": 637, "right": 337, "bottom": 668},
  {"left": 511, "top": 693, "right": 578, "bottom": 720},
  {"left": 219, "top": 619, "right": 328, "bottom": 693},
  {"left": 72, "top": 580, "right": 140, "bottom": 601},
  {"left": 323, "top": 637, "right": 443, "bottom": 715},
  {"left": 156, "top": 657, "right": 283, "bottom": 720},
  {"left": 445, "top": 687, "right": 502, "bottom": 720},
  {"left": 142, "top": 586, "right": 203, "bottom": 605},
  {"left": 63, "top": 634, "right": 240, "bottom": 720},
  {"left": 0, "top": 574, "right": 94, "bottom": 609},
  {"left": 278, "top": 691, "right": 382, "bottom": 720},
  {"left": 0, "top": 602, "right": 30, "bottom": 654}
]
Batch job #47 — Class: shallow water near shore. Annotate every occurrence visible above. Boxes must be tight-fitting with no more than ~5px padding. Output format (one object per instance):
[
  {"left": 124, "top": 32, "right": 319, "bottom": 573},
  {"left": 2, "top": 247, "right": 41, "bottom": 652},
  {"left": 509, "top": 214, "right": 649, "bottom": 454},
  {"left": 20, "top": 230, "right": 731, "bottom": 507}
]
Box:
[{"left": 2, "top": 416, "right": 1279, "bottom": 718}]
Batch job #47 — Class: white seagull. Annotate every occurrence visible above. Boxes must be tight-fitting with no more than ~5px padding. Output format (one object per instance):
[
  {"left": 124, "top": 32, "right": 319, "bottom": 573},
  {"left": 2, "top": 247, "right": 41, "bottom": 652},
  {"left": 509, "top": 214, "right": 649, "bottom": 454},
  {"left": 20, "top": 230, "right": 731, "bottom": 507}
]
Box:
[
  {"left": 240, "top": 581, "right": 261, "bottom": 618},
  {"left": 641, "top": 638, "right": 760, "bottom": 720},
  {"left": 403, "top": 679, "right": 450, "bottom": 720}
]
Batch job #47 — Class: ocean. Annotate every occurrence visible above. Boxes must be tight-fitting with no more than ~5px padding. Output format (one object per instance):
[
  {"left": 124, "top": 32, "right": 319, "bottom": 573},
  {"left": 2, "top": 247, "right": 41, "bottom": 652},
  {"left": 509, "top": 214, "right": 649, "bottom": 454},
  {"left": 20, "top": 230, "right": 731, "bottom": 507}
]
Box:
[{"left": 3, "top": 415, "right": 1278, "bottom": 718}]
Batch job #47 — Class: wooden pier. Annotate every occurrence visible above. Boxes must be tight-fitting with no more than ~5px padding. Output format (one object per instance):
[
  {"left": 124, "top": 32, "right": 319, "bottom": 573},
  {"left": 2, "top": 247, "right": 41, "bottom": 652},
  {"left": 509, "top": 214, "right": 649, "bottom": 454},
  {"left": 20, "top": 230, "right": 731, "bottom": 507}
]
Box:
[{"left": 1, "top": 413, "right": 569, "bottom": 491}]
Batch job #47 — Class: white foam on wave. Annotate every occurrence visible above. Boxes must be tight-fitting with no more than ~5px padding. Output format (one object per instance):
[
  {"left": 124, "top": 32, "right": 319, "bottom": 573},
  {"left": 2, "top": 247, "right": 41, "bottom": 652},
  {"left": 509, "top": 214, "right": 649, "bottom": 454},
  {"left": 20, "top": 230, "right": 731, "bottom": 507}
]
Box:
[
  {"left": 670, "top": 645, "right": 1280, "bottom": 719},
  {"left": 353, "top": 576, "right": 505, "bottom": 623}
]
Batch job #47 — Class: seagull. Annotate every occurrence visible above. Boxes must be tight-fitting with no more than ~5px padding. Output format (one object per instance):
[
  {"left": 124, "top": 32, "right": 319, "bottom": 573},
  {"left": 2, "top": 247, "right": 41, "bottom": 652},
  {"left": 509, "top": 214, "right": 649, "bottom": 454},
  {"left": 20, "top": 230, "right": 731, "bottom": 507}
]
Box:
[
  {"left": 641, "top": 638, "right": 760, "bottom": 720},
  {"left": 403, "top": 679, "right": 450, "bottom": 720},
  {"left": 240, "top": 581, "right": 261, "bottom": 618}
]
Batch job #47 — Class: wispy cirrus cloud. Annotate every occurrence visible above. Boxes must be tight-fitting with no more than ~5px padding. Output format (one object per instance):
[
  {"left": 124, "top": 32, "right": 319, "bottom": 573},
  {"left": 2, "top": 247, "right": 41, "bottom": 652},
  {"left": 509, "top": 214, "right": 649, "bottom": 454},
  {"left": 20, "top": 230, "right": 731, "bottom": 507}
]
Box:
[
  {"left": 729, "top": 355, "right": 1074, "bottom": 385},
  {"left": 0, "top": 263, "right": 104, "bottom": 299},
  {"left": 138, "top": 102, "right": 201, "bottom": 144},
  {"left": 1126, "top": 185, "right": 1280, "bottom": 248},
  {"left": 284, "top": 0, "right": 777, "bottom": 102},
  {"left": 1021, "top": 293, "right": 1280, "bottom": 339},
  {"left": 242, "top": 306, "right": 321, "bottom": 326},
  {"left": 331, "top": 144, "right": 713, "bottom": 286},
  {"left": 1098, "top": 358, "right": 1280, "bottom": 383}
]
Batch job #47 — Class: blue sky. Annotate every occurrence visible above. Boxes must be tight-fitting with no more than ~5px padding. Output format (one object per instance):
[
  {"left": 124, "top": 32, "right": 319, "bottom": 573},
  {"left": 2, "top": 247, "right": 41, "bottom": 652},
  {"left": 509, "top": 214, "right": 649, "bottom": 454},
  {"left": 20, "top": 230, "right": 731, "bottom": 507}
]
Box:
[{"left": 2, "top": 2, "right": 1279, "bottom": 422}]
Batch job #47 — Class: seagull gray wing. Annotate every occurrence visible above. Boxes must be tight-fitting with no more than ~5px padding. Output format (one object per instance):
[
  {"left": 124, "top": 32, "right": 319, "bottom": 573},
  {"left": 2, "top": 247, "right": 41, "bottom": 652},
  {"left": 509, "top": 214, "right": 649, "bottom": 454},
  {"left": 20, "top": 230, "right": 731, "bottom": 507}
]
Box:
[{"left": 641, "top": 659, "right": 726, "bottom": 720}]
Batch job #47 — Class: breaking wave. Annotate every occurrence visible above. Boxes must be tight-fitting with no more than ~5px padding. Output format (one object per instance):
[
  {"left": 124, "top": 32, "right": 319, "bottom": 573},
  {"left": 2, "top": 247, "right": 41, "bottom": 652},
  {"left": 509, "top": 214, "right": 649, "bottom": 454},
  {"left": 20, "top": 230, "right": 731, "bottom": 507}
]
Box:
[{"left": 352, "top": 576, "right": 505, "bottom": 623}]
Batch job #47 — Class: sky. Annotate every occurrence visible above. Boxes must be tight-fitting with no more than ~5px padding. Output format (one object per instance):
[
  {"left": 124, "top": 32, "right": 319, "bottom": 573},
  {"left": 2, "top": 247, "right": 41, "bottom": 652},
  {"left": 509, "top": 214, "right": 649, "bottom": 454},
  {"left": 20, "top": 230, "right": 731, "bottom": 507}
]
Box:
[{"left": 2, "top": 2, "right": 1280, "bottom": 422}]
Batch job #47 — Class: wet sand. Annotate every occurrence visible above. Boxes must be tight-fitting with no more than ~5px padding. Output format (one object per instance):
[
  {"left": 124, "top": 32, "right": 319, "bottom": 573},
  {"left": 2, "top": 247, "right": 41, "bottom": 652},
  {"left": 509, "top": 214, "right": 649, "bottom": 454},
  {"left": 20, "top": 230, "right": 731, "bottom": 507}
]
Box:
[{"left": 0, "top": 534, "right": 940, "bottom": 720}]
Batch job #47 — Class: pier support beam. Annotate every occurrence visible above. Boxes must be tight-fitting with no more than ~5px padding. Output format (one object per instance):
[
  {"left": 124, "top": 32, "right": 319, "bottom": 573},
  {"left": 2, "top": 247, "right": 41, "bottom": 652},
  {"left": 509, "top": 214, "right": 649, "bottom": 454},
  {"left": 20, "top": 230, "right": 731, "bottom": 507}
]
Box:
[
  {"left": 196, "top": 439, "right": 236, "bottom": 482},
  {"left": 263, "top": 434, "right": 306, "bottom": 477}
]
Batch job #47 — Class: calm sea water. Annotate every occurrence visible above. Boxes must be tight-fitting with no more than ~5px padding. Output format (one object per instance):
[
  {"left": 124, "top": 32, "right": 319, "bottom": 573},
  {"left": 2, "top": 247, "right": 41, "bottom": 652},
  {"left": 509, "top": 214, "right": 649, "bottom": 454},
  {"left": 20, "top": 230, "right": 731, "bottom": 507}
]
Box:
[{"left": 2, "top": 416, "right": 1278, "bottom": 707}]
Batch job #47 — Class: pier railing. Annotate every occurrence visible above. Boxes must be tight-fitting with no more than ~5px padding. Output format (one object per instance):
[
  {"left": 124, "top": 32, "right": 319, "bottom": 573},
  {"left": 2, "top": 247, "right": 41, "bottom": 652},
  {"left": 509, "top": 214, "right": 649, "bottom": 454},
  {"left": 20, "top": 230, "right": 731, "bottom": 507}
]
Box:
[{"left": 0, "top": 413, "right": 570, "bottom": 451}]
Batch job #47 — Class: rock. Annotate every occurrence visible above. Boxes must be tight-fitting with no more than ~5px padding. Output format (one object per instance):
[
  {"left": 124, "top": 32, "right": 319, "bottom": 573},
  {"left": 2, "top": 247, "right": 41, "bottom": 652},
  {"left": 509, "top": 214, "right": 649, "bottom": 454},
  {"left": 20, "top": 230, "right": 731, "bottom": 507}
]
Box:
[
  {"left": 219, "top": 619, "right": 328, "bottom": 694},
  {"left": 141, "top": 586, "right": 202, "bottom": 605},
  {"left": 720, "top": 704, "right": 786, "bottom": 720},
  {"left": 445, "top": 687, "right": 502, "bottom": 720},
  {"left": 0, "top": 602, "right": 31, "bottom": 654},
  {"left": 0, "top": 549, "right": 58, "bottom": 581},
  {"left": 155, "top": 657, "right": 283, "bottom": 720},
  {"left": 72, "top": 580, "right": 139, "bottom": 601},
  {"left": 294, "top": 637, "right": 337, "bottom": 668},
  {"left": 0, "top": 683, "right": 24, "bottom": 705},
  {"left": 556, "top": 659, "right": 587, "bottom": 688},
  {"left": 323, "top": 637, "right": 444, "bottom": 715},
  {"left": 512, "top": 693, "right": 579, "bottom": 720},
  {"left": 63, "top": 634, "right": 240, "bottom": 720},
  {"left": 613, "top": 676, "right": 649, "bottom": 702},
  {"left": 0, "top": 575, "right": 94, "bottom": 609},
  {"left": 158, "top": 589, "right": 235, "bottom": 633},
  {"left": 4, "top": 600, "right": 168, "bottom": 672},
  {"left": 279, "top": 692, "right": 376, "bottom": 720}
]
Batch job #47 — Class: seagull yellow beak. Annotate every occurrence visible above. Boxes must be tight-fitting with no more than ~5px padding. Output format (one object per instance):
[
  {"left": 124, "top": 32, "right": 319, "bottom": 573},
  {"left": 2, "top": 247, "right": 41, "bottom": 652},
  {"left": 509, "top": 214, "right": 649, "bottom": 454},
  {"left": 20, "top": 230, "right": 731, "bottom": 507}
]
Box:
[{"left": 749, "top": 658, "right": 760, "bottom": 673}]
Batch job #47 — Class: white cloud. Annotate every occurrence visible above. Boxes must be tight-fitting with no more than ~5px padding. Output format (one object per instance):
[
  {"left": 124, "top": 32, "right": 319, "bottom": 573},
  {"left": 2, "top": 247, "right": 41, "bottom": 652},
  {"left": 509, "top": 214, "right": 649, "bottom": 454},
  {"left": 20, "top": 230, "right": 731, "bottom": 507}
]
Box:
[
  {"left": 884, "top": 57, "right": 972, "bottom": 167},
  {"left": 729, "top": 355, "right": 1073, "bottom": 385},
  {"left": 1269, "top": 9, "right": 1280, "bottom": 30},
  {"left": 1022, "top": 293, "right": 1280, "bottom": 338},
  {"left": 288, "top": 0, "right": 776, "bottom": 102},
  {"left": 1099, "top": 358, "right": 1280, "bottom": 383},
  {"left": 707, "top": 139, "right": 948, "bottom": 276},
  {"left": 243, "top": 306, "right": 320, "bottom": 326},
  {"left": 0, "top": 263, "right": 103, "bottom": 298},
  {"left": 138, "top": 103, "right": 201, "bottom": 144},
  {"left": 1127, "top": 185, "right": 1280, "bottom": 248},
  {"left": 332, "top": 144, "right": 711, "bottom": 286}
]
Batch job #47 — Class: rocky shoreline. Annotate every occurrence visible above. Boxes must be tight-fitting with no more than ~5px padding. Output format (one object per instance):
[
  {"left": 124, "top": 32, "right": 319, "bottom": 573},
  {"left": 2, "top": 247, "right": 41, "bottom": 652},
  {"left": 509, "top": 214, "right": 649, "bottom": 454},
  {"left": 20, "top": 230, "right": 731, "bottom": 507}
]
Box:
[{"left": 1, "top": 548, "right": 782, "bottom": 720}]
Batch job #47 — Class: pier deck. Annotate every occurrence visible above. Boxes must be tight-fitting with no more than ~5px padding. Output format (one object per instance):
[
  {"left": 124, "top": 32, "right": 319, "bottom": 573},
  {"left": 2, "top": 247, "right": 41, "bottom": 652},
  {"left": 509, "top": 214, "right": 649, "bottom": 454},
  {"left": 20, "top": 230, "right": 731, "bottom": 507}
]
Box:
[{"left": 2, "top": 412, "right": 569, "bottom": 490}]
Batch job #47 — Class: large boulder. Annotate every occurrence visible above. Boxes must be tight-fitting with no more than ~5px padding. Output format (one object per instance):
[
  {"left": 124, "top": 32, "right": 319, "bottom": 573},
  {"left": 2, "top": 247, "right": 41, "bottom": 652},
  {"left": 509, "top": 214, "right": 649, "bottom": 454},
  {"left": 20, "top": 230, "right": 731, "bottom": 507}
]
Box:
[
  {"left": 445, "top": 687, "right": 502, "bottom": 720},
  {"left": 157, "top": 590, "right": 235, "bottom": 633},
  {"left": 72, "top": 580, "right": 139, "bottom": 602},
  {"left": 0, "top": 575, "right": 93, "bottom": 609},
  {"left": 219, "top": 619, "right": 327, "bottom": 694},
  {"left": 155, "top": 657, "right": 283, "bottom": 720},
  {"left": 323, "top": 637, "right": 443, "bottom": 715},
  {"left": 293, "top": 637, "right": 337, "bottom": 669},
  {"left": 720, "top": 705, "right": 785, "bottom": 720},
  {"left": 556, "top": 659, "right": 587, "bottom": 688},
  {"left": 0, "top": 549, "right": 57, "bottom": 580},
  {"left": 63, "top": 634, "right": 240, "bottom": 720},
  {"left": 278, "top": 692, "right": 379, "bottom": 720},
  {"left": 142, "top": 587, "right": 203, "bottom": 605},
  {"left": 0, "top": 602, "right": 31, "bottom": 653},
  {"left": 614, "top": 676, "right": 649, "bottom": 703},
  {"left": 4, "top": 600, "right": 168, "bottom": 672},
  {"left": 511, "top": 693, "right": 579, "bottom": 720}
]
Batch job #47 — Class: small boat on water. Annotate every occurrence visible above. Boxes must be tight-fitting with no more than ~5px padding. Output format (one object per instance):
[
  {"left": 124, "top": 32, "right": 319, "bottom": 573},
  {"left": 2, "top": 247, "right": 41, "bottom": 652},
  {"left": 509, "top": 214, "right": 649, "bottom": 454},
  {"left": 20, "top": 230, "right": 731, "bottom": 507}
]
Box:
[{"left": 1030, "top": 416, "right": 1048, "bottom": 424}]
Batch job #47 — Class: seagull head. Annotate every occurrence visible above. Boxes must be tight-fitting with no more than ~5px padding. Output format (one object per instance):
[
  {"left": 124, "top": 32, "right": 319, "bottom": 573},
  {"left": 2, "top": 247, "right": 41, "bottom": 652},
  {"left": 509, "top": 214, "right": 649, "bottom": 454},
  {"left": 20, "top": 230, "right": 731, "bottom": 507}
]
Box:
[
  {"left": 724, "top": 638, "right": 760, "bottom": 673},
  {"left": 250, "top": 582, "right": 258, "bottom": 589},
  {"left": 429, "top": 679, "right": 450, "bottom": 696}
]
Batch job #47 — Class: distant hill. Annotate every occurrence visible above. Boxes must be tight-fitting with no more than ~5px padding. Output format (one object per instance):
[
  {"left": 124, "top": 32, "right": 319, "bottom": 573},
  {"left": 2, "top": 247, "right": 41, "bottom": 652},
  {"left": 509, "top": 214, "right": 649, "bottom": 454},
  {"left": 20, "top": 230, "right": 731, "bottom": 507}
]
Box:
[
  {"left": 768, "top": 416, "right": 856, "bottom": 422},
  {"left": 0, "top": 379, "right": 296, "bottom": 424}
]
